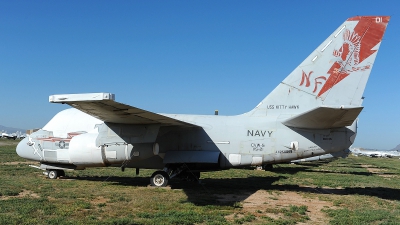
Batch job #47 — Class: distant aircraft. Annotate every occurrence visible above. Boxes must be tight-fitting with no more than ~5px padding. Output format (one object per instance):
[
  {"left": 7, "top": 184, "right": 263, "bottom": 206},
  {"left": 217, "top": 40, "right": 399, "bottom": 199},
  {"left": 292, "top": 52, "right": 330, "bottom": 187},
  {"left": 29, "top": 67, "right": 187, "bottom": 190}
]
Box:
[
  {"left": 351, "top": 147, "right": 399, "bottom": 158},
  {"left": 18, "top": 133, "right": 27, "bottom": 139},
  {"left": 2, "top": 132, "right": 17, "bottom": 140},
  {"left": 16, "top": 16, "right": 390, "bottom": 187}
]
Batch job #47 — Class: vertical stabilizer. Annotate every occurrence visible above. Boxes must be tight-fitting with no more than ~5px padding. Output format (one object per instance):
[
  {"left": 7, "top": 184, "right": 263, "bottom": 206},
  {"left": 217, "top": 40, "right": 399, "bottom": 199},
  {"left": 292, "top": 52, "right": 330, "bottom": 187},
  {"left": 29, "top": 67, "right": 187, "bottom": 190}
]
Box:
[{"left": 248, "top": 16, "right": 390, "bottom": 117}]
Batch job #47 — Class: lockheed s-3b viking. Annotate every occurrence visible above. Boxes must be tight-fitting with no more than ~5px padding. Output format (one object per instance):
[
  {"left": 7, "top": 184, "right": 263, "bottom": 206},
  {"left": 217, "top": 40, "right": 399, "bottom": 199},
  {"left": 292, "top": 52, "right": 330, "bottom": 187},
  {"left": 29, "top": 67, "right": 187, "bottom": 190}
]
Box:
[{"left": 16, "top": 16, "right": 390, "bottom": 187}]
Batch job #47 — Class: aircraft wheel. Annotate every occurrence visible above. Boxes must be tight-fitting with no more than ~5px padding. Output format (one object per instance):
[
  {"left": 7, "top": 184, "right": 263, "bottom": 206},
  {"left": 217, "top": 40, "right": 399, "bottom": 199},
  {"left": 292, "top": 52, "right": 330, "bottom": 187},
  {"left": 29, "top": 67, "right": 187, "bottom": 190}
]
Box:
[
  {"left": 48, "top": 170, "right": 58, "bottom": 179},
  {"left": 263, "top": 164, "right": 273, "bottom": 171},
  {"left": 150, "top": 171, "right": 169, "bottom": 187},
  {"left": 59, "top": 170, "right": 65, "bottom": 177}
]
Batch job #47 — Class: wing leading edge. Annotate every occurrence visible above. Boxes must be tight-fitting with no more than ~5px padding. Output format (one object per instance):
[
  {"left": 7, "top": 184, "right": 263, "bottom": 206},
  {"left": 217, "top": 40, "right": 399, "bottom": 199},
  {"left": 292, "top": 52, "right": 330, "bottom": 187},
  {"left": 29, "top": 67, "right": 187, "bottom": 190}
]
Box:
[{"left": 49, "top": 93, "right": 198, "bottom": 127}]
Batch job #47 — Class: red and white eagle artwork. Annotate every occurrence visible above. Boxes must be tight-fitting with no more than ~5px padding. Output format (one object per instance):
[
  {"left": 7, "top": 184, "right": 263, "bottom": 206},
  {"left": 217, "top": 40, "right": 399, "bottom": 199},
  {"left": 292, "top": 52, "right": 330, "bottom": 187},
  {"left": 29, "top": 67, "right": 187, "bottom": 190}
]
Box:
[{"left": 299, "top": 16, "right": 389, "bottom": 97}]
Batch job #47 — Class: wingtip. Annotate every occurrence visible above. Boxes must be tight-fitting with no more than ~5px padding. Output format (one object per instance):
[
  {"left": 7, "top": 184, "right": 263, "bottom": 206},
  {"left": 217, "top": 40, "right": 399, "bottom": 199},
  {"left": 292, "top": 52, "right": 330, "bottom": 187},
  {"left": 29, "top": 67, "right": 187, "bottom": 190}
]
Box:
[{"left": 49, "top": 93, "right": 115, "bottom": 103}]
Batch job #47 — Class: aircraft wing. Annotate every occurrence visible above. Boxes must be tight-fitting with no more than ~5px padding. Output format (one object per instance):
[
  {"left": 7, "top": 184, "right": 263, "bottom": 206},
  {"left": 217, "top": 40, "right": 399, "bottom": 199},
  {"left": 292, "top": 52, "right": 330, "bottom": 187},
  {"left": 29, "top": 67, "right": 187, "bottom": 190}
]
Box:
[
  {"left": 49, "top": 93, "right": 199, "bottom": 127},
  {"left": 282, "top": 106, "right": 363, "bottom": 129}
]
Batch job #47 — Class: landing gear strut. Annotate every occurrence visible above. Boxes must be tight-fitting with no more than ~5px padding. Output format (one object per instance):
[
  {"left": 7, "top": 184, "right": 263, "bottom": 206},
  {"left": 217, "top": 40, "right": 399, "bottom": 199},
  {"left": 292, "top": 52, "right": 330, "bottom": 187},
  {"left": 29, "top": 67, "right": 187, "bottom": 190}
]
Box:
[{"left": 178, "top": 171, "right": 200, "bottom": 182}]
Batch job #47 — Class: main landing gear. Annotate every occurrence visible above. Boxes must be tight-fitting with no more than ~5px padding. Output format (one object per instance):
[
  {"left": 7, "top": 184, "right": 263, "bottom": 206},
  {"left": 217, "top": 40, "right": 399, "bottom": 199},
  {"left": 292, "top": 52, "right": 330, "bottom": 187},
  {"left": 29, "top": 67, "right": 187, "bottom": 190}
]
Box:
[
  {"left": 150, "top": 171, "right": 169, "bottom": 187},
  {"left": 46, "top": 169, "right": 65, "bottom": 179},
  {"left": 262, "top": 164, "right": 273, "bottom": 171},
  {"left": 149, "top": 165, "right": 201, "bottom": 187}
]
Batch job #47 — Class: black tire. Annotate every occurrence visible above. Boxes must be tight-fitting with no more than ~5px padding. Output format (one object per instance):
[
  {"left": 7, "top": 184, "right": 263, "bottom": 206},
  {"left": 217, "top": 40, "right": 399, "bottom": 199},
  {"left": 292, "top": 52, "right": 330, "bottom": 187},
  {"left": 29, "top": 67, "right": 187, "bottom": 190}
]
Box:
[
  {"left": 48, "top": 170, "right": 58, "bottom": 179},
  {"left": 263, "top": 164, "right": 273, "bottom": 171},
  {"left": 59, "top": 170, "right": 65, "bottom": 177},
  {"left": 150, "top": 171, "right": 169, "bottom": 187}
]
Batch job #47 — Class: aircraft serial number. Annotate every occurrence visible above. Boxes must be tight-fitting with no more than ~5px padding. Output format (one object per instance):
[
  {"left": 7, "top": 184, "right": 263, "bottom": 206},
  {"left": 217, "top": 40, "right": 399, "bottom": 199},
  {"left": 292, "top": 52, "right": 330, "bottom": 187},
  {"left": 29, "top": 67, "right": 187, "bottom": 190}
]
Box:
[{"left": 276, "top": 150, "right": 293, "bottom": 154}]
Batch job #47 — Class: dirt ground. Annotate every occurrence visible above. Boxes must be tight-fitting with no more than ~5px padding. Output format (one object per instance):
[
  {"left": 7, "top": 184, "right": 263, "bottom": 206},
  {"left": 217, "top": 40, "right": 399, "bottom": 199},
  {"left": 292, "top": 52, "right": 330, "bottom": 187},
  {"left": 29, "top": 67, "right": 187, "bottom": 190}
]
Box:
[
  {"left": 215, "top": 164, "right": 399, "bottom": 223},
  {"left": 361, "top": 164, "right": 397, "bottom": 179},
  {"left": 216, "top": 189, "right": 334, "bottom": 224},
  {"left": 0, "top": 142, "right": 13, "bottom": 146},
  {"left": 360, "top": 164, "right": 383, "bottom": 173},
  {"left": 0, "top": 139, "right": 20, "bottom": 146},
  {"left": 0, "top": 189, "right": 40, "bottom": 200}
]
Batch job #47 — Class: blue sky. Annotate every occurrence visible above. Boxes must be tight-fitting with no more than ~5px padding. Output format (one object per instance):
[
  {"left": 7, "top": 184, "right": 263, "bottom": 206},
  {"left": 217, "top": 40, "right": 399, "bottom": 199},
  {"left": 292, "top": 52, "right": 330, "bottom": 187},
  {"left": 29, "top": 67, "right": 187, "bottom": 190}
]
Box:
[{"left": 1, "top": 1, "right": 399, "bottom": 149}]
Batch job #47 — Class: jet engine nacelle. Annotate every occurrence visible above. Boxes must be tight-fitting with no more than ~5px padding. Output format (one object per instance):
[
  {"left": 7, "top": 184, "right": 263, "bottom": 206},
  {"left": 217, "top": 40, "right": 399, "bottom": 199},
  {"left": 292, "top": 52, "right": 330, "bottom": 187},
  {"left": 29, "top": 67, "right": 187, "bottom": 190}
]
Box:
[
  {"left": 71, "top": 132, "right": 159, "bottom": 167},
  {"left": 68, "top": 133, "right": 104, "bottom": 167}
]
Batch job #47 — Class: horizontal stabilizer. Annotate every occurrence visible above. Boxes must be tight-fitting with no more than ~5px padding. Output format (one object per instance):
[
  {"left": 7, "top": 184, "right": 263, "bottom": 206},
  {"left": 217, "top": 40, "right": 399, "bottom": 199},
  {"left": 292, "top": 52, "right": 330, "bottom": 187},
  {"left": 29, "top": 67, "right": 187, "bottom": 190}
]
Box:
[
  {"left": 282, "top": 106, "right": 363, "bottom": 129},
  {"left": 49, "top": 93, "right": 198, "bottom": 127}
]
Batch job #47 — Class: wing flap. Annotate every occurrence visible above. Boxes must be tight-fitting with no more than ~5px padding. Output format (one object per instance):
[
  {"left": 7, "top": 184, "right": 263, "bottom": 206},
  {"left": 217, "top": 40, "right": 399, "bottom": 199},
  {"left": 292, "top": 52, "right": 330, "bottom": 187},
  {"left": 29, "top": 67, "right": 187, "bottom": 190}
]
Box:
[
  {"left": 282, "top": 106, "right": 363, "bottom": 129},
  {"left": 49, "top": 93, "right": 198, "bottom": 127}
]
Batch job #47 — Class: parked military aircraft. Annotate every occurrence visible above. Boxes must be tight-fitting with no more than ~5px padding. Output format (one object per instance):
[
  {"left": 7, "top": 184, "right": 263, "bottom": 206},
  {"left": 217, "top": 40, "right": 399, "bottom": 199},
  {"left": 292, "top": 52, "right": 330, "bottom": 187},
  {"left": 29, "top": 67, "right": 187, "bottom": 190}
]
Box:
[
  {"left": 16, "top": 16, "right": 390, "bottom": 187},
  {"left": 2, "top": 132, "right": 17, "bottom": 140},
  {"left": 351, "top": 147, "right": 400, "bottom": 158}
]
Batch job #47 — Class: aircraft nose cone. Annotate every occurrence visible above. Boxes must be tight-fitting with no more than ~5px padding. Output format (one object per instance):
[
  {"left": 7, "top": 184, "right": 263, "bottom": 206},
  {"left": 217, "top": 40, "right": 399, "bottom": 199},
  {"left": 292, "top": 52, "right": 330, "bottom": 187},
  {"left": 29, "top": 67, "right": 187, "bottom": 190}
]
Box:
[{"left": 16, "top": 137, "right": 41, "bottom": 161}]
